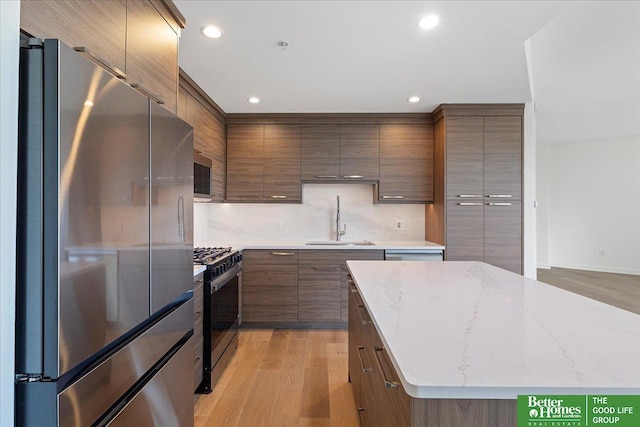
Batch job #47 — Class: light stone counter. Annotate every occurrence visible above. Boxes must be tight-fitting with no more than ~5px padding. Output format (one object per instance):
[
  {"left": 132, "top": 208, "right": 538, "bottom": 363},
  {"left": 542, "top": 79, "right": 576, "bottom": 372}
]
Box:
[
  {"left": 199, "top": 240, "right": 444, "bottom": 251},
  {"left": 346, "top": 260, "right": 640, "bottom": 399},
  {"left": 193, "top": 265, "right": 206, "bottom": 277}
]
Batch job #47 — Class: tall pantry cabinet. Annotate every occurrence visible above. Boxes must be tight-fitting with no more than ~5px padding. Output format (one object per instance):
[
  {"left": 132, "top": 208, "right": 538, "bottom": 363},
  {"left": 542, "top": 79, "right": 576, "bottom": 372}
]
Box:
[{"left": 426, "top": 104, "right": 524, "bottom": 274}]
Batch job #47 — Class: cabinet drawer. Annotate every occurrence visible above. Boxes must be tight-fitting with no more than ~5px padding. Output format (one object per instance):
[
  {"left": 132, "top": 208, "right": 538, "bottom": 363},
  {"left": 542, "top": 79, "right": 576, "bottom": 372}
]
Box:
[
  {"left": 298, "top": 249, "right": 383, "bottom": 264},
  {"left": 243, "top": 249, "right": 298, "bottom": 266}
]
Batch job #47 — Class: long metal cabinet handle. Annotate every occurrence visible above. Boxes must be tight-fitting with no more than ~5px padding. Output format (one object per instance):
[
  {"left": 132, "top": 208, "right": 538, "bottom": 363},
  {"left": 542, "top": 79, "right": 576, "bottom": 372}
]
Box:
[
  {"left": 271, "top": 251, "right": 295, "bottom": 256},
  {"left": 312, "top": 266, "right": 339, "bottom": 272},
  {"left": 458, "top": 202, "right": 483, "bottom": 206},
  {"left": 342, "top": 175, "right": 364, "bottom": 179},
  {"left": 487, "top": 202, "right": 512, "bottom": 206},
  {"left": 381, "top": 195, "right": 404, "bottom": 199},
  {"left": 349, "top": 284, "right": 358, "bottom": 293},
  {"left": 487, "top": 194, "right": 512, "bottom": 198},
  {"left": 316, "top": 175, "right": 338, "bottom": 179},
  {"left": 73, "top": 46, "right": 126, "bottom": 79},
  {"left": 267, "top": 195, "right": 287, "bottom": 199},
  {"left": 357, "top": 346, "right": 372, "bottom": 373},
  {"left": 130, "top": 83, "right": 166, "bottom": 104},
  {"left": 373, "top": 347, "right": 398, "bottom": 388},
  {"left": 457, "top": 194, "right": 483, "bottom": 198}
]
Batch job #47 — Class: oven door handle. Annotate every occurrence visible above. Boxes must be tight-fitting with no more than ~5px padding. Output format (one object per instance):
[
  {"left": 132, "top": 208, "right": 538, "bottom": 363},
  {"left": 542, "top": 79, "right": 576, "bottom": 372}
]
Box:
[{"left": 210, "top": 264, "right": 241, "bottom": 293}]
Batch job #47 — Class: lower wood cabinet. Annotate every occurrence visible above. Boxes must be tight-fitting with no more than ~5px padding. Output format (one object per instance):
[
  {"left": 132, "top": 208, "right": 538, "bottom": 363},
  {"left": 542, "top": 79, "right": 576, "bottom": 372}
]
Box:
[
  {"left": 241, "top": 250, "right": 298, "bottom": 322},
  {"left": 348, "top": 274, "right": 517, "bottom": 426},
  {"left": 193, "top": 272, "right": 204, "bottom": 391},
  {"left": 242, "top": 249, "right": 383, "bottom": 325}
]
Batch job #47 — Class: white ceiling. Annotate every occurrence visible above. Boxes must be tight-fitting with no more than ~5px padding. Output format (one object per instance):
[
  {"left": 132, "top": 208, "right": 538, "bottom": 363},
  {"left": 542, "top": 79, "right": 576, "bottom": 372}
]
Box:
[{"left": 174, "top": 1, "right": 572, "bottom": 113}]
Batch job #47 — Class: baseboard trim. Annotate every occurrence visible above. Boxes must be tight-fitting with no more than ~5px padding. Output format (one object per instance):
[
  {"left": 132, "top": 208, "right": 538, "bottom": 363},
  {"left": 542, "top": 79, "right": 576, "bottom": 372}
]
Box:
[
  {"left": 537, "top": 263, "right": 551, "bottom": 269},
  {"left": 549, "top": 263, "right": 640, "bottom": 276}
]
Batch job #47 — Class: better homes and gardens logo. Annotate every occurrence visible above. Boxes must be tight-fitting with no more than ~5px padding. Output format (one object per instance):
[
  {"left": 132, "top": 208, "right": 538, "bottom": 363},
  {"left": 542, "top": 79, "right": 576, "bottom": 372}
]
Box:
[{"left": 518, "top": 395, "right": 640, "bottom": 427}]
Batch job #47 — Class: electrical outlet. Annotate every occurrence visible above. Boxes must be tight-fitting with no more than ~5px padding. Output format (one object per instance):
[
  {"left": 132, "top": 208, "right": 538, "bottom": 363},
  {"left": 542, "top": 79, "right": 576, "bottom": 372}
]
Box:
[
  {"left": 275, "top": 221, "right": 282, "bottom": 231},
  {"left": 395, "top": 220, "right": 406, "bottom": 230}
]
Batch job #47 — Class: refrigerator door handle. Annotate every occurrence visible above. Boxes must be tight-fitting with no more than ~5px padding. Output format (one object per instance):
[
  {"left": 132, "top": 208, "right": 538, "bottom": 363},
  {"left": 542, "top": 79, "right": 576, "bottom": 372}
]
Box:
[{"left": 177, "top": 196, "right": 185, "bottom": 242}]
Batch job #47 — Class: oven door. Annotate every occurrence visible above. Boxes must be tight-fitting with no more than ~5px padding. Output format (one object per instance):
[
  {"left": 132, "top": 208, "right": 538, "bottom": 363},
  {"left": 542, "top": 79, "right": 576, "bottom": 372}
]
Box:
[{"left": 210, "top": 265, "right": 240, "bottom": 368}]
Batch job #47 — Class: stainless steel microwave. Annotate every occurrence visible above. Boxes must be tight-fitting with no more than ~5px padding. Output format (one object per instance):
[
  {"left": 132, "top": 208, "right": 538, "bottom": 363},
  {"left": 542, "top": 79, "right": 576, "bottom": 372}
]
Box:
[{"left": 194, "top": 153, "right": 213, "bottom": 202}]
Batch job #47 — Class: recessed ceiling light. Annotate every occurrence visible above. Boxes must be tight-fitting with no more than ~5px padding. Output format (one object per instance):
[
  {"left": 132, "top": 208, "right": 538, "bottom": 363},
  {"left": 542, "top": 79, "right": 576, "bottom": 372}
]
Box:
[
  {"left": 419, "top": 14, "right": 440, "bottom": 30},
  {"left": 201, "top": 25, "right": 223, "bottom": 39},
  {"left": 408, "top": 96, "right": 421, "bottom": 103},
  {"left": 248, "top": 97, "right": 260, "bottom": 104}
]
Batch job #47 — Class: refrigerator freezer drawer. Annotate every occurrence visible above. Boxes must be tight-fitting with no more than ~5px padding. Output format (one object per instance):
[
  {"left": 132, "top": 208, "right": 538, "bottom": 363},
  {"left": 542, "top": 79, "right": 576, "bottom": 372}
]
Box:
[
  {"left": 107, "top": 336, "right": 195, "bottom": 427},
  {"left": 57, "top": 299, "right": 193, "bottom": 427}
]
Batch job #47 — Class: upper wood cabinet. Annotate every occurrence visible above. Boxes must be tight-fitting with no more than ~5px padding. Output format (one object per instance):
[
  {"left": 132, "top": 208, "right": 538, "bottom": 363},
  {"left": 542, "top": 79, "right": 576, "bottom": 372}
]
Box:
[
  {"left": 126, "top": 0, "right": 179, "bottom": 113},
  {"left": 378, "top": 124, "right": 434, "bottom": 203},
  {"left": 264, "top": 125, "right": 302, "bottom": 201},
  {"left": 445, "top": 116, "right": 485, "bottom": 199},
  {"left": 300, "top": 125, "right": 340, "bottom": 181},
  {"left": 21, "top": 0, "right": 183, "bottom": 114},
  {"left": 21, "top": 0, "right": 127, "bottom": 75},
  {"left": 226, "top": 124, "right": 264, "bottom": 201},
  {"left": 226, "top": 124, "right": 301, "bottom": 202},
  {"left": 340, "top": 125, "right": 380, "bottom": 181},
  {"left": 484, "top": 116, "right": 522, "bottom": 199}
]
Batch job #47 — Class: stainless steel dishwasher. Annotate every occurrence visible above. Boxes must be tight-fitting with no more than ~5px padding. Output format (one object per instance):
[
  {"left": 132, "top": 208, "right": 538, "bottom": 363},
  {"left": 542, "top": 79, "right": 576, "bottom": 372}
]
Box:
[{"left": 384, "top": 249, "right": 444, "bottom": 261}]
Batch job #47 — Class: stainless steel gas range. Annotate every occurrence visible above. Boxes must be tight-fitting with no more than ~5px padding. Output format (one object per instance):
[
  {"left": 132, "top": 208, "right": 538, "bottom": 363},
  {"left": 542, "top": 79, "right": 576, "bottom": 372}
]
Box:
[{"left": 193, "top": 247, "right": 242, "bottom": 393}]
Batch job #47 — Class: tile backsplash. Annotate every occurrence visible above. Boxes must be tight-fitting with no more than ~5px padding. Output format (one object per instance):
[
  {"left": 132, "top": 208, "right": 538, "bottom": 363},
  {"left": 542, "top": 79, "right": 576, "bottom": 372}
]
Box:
[{"left": 194, "top": 184, "right": 425, "bottom": 245}]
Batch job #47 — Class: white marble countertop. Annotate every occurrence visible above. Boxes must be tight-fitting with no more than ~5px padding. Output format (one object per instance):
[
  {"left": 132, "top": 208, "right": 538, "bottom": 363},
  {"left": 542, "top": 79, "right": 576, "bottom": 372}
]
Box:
[
  {"left": 346, "top": 260, "right": 640, "bottom": 399},
  {"left": 193, "top": 265, "right": 206, "bottom": 277},
  {"left": 198, "top": 240, "right": 444, "bottom": 251}
]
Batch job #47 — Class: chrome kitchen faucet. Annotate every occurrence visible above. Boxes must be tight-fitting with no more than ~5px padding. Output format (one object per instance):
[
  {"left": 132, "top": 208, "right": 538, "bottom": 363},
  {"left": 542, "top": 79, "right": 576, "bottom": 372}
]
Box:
[{"left": 336, "top": 195, "right": 346, "bottom": 241}]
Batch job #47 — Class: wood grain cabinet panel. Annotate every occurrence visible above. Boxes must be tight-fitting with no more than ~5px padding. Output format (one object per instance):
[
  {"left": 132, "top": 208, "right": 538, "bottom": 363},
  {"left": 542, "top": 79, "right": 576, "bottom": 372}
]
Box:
[
  {"left": 340, "top": 125, "right": 380, "bottom": 181},
  {"left": 445, "top": 200, "right": 484, "bottom": 262},
  {"left": 241, "top": 250, "right": 298, "bottom": 322},
  {"left": 186, "top": 93, "right": 225, "bottom": 200},
  {"left": 264, "top": 125, "right": 302, "bottom": 201},
  {"left": 226, "top": 124, "right": 264, "bottom": 201},
  {"left": 193, "top": 273, "right": 204, "bottom": 391},
  {"left": 300, "top": 125, "right": 340, "bottom": 181},
  {"left": 378, "top": 124, "right": 434, "bottom": 203},
  {"left": 301, "top": 125, "right": 341, "bottom": 181},
  {"left": 298, "top": 264, "right": 341, "bottom": 321},
  {"left": 21, "top": 0, "right": 127, "bottom": 75},
  {"left": 484, "top": 116, "right": 522, "bottom": 199},
  {"left": 126, "top": 0, "right": 178, "bottom": 114},
  {"left": 484, "top": 201, "right": 522, "bottom": 274},
  {"left": 445, "top": 116, "right": 484, "bottom": 199}
]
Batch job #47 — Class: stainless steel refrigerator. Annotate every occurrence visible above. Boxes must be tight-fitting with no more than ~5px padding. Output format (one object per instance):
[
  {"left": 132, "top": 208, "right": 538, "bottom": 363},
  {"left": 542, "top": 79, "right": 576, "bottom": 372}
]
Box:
[{"left": 15, "top": 38, "right": 195, "bottom": 426}]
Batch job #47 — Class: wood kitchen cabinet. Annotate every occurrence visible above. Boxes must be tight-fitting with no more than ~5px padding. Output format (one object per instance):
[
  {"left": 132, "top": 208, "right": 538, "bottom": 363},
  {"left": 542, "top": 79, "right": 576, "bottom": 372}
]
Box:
[
  {"left": 241, "top": 250, "right": 299, "bottom": 322},
  {"left": 226, "top": 124, "right": 301, "bottom": 202},
  {"left": 193, "top": 272, "right": 204, "bottom": 391},
  {"left": 427, "top": 105, "right": 524, "bottom": 274},
  {"left": 378, "top": 124, "right": 434, "bottom": 203},
  {"left": 21, "top": 0, "right": 183, "bottom": 114},
  {"left": 21, "top": 0, "right": 127, "bottom": 76},
  {"left": 126, "top": 0, "right": 179, "bottom": 113},
  {"left": 180, "top": 71, "right": 226, "bottom": 201},
  {"left": 300, "top": 125, "right": 341, "bottom": 181},
  {"left": 340, "top": 125, "right": 380, "bottom": 181}
]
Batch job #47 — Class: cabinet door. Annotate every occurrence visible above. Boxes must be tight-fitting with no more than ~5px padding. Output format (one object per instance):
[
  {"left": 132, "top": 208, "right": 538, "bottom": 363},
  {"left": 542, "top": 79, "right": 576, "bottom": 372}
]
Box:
[
  {"left": 241, "top": 250, "right": 298, "bottom": 322},
  {"left": 484, "top": 201, "right": 522, "bottom": 274},
  {"left": 301, "top": 125, "right": 340, "bottom": 181},
  {"left": 445, "top": 200, "right": 484, "bottom": 261},
  {"left": 226, "top": 125, "right": 264, "bottom": 201},
  {"left": 379, "top": 124, "right": 434, "bottom": 202},
  {"left": 339, "top": 250, "right": 384, "bottom": 322},
  {"left": 298, "top": 264, "right": 341, "bottom": 321},
  {"left": 126, "top": 0, "right": 178, "bottom": 113},
  {"left": 186, "top": 93, "right": 225, "bottom": 201},
  {"left": 340, "top": 125, "right": 379, "bottom": 181},
  {"left": 21, "top": 0, "right": 127, "bottom": 76},
  {"left": 484, "top": 116, "right": 522, "bottom": 199},
  {"left": 446, "top": 117, "right": 484, "bottom": 200},
  {"left": 348, "top": 283, "right": 363, "bottom": 407},
  {"left": 264, "top": 125, "right": 301, "bottom": 201}
]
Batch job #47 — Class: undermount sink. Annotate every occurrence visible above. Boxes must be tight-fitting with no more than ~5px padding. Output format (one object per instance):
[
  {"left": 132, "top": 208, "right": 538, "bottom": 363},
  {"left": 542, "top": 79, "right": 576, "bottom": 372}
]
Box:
[{"left": 305, "top": 240, "right": 376, "bottom": 246}]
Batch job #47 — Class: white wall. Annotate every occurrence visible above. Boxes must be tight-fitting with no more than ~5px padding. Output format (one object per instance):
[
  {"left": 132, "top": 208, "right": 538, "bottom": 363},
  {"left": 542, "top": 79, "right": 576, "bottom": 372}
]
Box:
[
  {"left": 528, "top": 1, "right": 640, "bottom": 275},
  {"left": 522, "top": 103, "right": 537, "bottom": 278},
  {"left": 0, "top": 1, "right": 20, "bottom": 424},
  {"left": 549, "top": 136, "right": 640, "bottom": 274},
  {"left": 194, "top": 184, "right": 425, "bottom": 246}
]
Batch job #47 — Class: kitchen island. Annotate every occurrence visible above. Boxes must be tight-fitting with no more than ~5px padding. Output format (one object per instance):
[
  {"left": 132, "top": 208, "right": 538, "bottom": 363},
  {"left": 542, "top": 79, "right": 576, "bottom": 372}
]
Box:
[{"left": 346, "top": 260, "right": 640, "bottom": 426}]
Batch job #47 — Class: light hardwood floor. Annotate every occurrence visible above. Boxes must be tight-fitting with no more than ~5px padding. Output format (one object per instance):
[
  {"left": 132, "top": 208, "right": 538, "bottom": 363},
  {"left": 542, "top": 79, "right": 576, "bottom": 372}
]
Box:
[
  {"left": 194, "top": 329, "right": 358, "bottom": 427},
  {"left": 537, "top": 267, "right": 640, "bottom": 315}
]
